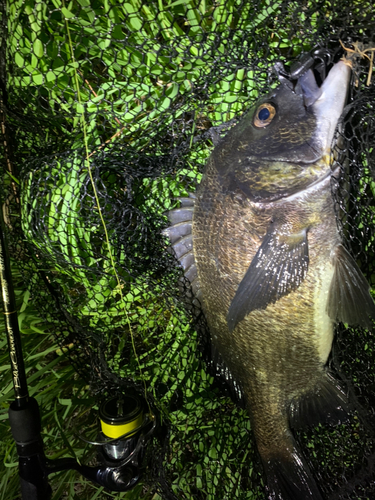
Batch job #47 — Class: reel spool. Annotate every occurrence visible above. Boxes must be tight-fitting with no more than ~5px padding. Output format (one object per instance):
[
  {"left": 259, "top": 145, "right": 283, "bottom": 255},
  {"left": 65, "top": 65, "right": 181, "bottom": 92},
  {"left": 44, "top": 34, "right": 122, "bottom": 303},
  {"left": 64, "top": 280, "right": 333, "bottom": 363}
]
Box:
[
  {"left": 99, "top": 395, "right": 145, "bottom": 461},
  {"left": 76, "top": 392, "right": 157, "bottom": 491}
]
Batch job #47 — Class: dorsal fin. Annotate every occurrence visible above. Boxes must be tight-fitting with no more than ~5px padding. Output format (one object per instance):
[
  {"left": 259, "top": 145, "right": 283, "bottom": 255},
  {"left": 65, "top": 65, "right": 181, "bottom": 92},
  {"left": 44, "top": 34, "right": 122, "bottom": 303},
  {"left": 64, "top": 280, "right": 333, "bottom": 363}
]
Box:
[
  {"left": 163, "top": 195, "right": 201, "bottom": 298},
  {"left": 211, "top": 344, "right": 245, "bottom": 407}
]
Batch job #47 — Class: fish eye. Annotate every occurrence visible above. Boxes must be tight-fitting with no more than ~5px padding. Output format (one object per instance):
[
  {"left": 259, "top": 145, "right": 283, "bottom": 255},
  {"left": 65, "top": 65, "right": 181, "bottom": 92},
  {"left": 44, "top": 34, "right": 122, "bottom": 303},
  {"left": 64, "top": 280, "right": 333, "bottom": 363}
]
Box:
[{"left": 253, "top": 103, "right": 276, "bottom": 128}]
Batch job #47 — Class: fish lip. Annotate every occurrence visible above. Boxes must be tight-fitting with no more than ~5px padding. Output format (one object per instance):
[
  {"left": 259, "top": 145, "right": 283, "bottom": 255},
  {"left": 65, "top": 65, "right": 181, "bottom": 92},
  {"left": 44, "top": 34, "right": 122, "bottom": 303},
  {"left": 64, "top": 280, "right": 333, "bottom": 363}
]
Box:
[
  {"left": 296, "top": 55, "right": 351, "bottom": 110},
  {"left": 308, "top": 61, "right": 351, "bottom": 153},
  {"left": 298, "top": 69, "right": 323, "bottom": 107}
]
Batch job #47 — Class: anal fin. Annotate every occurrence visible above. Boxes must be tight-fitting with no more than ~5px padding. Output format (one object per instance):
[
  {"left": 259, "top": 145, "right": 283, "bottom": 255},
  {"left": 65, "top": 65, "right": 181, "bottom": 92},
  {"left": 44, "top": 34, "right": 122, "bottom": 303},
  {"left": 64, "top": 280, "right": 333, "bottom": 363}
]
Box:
[
  {"left": 289, "top": 372, "right": 349, "bottom": 430},
  {"left": 270, "top": 372, "right": 350, "bottom": 499}
]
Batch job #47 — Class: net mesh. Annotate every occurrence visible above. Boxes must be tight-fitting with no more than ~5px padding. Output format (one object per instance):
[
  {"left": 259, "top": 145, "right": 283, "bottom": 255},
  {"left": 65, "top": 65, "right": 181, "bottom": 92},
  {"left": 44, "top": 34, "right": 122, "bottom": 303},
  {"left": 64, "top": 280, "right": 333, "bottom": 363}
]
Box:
[{"left": 1, "top": 1, "right": 375, "bottom": 498}]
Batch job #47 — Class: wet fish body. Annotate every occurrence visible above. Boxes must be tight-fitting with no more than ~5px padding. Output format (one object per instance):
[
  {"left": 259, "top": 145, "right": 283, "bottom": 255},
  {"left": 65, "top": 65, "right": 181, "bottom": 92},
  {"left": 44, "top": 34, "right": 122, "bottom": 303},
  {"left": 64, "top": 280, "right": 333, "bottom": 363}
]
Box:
[{"left": 165, "top": 55, "right": 375, "bottom": 499}]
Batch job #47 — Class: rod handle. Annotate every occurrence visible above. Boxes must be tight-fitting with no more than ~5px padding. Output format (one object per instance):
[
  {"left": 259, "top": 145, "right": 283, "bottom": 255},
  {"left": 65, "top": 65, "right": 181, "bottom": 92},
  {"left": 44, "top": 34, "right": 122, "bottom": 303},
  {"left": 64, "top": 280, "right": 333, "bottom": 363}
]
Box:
[
  {"left": 9, "top": 397, "right": 52, "bottom": 500},
  {"left": 20, "top": 475, "right": 52, "bottom": 500}
]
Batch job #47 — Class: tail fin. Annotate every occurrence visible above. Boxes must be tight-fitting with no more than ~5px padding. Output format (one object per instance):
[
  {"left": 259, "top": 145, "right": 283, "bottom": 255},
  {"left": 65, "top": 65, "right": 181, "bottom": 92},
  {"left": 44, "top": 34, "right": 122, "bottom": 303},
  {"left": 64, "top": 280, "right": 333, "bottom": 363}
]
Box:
[
  {"left": 263, "top": 443, "right": 323, "bottom": 500},
  {"left": 261, "top": 372, "right": 349, "bottom": 500}
]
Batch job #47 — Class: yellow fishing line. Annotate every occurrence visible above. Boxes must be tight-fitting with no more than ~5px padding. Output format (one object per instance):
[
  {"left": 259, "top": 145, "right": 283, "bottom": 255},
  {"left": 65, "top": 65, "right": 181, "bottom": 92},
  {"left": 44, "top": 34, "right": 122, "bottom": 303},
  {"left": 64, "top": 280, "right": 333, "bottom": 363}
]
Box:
[
  {"left": 340, "top": 40, "right": 375, "bottom": 86},
  {"left": 63, "top": 9, "right": 151, "bottom": 412}
]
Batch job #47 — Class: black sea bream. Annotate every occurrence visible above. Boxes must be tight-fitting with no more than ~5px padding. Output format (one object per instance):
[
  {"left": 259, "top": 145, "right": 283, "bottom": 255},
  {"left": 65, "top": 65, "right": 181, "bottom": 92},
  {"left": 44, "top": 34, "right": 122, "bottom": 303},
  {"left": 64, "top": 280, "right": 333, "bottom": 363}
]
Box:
[{"left": 165, "top": 54, "right": 375, "bottom": 499}]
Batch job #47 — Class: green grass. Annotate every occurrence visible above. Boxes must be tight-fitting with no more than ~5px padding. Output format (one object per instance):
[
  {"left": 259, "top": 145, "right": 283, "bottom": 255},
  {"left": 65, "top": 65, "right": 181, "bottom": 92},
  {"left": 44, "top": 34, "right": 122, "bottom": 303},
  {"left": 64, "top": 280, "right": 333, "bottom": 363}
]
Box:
[
  {"left": 3, "top": 0, "right": 375, "bottom": 499},
  {"left": 7, "top": 0, "right": 314, "bottom": 154},
  {"left": 10, "top": 0, "right": 320, "bottom": 347}
]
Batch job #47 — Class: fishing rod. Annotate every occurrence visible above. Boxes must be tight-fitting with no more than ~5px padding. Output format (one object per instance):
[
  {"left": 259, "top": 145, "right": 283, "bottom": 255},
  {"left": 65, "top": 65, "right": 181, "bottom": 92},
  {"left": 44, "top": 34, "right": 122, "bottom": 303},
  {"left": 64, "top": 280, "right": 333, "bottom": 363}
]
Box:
[
  {"left": 0, "top": 199, "right": 156, "bottom": 498},
  {"left": 0, "top": 196, "right": 49, "bottom": 497}
]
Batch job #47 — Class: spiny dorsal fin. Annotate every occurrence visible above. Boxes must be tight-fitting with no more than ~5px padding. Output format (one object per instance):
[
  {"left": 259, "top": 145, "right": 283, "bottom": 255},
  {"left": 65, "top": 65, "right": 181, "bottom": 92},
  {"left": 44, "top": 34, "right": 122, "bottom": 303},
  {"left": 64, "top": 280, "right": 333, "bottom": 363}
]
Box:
[{"left": 163, "top": 195, "right": 200, "bottom": 297}]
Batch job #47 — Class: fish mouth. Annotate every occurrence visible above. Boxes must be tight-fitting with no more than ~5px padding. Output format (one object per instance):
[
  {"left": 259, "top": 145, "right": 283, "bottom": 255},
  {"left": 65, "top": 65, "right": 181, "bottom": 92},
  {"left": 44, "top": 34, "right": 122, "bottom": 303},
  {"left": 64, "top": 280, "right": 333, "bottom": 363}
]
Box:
[
  {"left": 280, "top": 47, "right": 351, "bottom": 111},
  {"left": 299, "top": 59, "right": 351, "bottom": 153},
  {"left": 276, "top": 52, "right": 352, "bottom": 160}
]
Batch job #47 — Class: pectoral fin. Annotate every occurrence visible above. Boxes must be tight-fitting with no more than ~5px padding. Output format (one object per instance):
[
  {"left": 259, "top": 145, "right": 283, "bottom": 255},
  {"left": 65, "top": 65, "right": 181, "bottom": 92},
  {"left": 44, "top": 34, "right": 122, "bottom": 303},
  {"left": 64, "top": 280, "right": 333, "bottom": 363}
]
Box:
[
  {"left": 227, "top": 225, "right": 309, "bottom": 332},
  {"left": 327, "top": 244, "right": 375, "bottom": 328}
]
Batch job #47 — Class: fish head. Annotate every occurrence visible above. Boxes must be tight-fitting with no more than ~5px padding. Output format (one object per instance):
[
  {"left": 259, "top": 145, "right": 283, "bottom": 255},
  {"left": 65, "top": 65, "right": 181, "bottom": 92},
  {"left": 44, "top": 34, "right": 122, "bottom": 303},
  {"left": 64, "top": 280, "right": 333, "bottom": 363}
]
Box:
[{"left": 212, "top": 59, "right": 352, "bottom": 202}]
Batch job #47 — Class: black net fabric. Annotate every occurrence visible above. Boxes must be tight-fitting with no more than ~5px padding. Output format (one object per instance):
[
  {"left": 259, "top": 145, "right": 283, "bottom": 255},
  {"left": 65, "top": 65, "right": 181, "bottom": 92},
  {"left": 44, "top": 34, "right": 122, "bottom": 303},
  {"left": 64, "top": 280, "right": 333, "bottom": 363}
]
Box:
[{"left": 1, "top": 1, "right": 375, "bottom": 498}]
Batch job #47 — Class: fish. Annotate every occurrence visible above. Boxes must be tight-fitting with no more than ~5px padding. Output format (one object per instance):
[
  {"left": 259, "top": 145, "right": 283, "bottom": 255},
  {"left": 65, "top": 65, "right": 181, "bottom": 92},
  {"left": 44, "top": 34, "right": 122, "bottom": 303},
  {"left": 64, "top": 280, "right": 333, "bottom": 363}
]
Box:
[{"left": 164, "top": 52, "right": 375, "bottom": 499}]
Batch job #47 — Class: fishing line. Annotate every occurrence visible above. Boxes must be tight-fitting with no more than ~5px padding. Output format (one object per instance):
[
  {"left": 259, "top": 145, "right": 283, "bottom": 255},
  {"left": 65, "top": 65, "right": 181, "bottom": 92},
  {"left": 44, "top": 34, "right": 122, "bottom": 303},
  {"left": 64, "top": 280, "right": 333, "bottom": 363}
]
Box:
[
  {"left": 63, "top": 7, "right": 151, "bottom": 412},
  {"left": 340, "top": 40, "right": 375, "bottom": 86}
]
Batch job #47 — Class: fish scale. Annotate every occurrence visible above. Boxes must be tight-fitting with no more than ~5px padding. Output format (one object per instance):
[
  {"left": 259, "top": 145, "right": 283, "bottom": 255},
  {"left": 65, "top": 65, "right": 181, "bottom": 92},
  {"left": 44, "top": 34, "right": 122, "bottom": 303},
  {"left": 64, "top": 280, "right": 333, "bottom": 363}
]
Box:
[{"left": 166, "top": 54, "right": 375, "bottom": 499}]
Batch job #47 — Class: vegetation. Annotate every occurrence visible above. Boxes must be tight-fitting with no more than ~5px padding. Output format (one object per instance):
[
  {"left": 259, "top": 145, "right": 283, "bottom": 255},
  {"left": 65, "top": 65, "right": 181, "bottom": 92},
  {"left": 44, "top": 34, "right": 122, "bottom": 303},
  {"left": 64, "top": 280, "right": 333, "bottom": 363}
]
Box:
[
  {"left": 0, "top": 265, "right": 144, "bottom": 499},
  {"left": 2, "top": 0, "right": 374, "bottom": 499}
]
